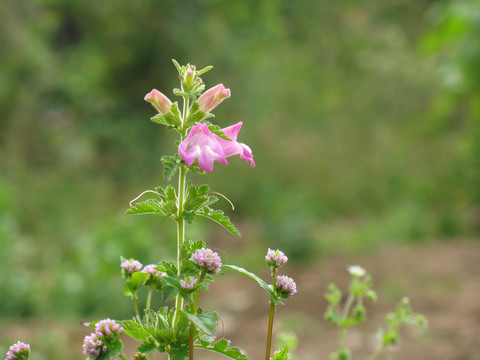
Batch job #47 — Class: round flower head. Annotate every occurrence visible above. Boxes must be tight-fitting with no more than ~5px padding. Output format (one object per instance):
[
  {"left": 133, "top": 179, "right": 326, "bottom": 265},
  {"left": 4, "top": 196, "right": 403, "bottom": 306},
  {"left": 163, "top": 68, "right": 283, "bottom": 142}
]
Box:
[
  {"left": 276, "top": 275, "right": 297, "bottom": 298},
  {"left": 181, "top": 276, "right": 198, "bottom": 290},
  {"left": 265, "top": 249, "right": 288, "bottom": 268},
  {"left": 83, "top": 319, "right": 123, "bottom": 359},
  {"left": 5, "top": 341, "right": 30, "bottom": 360},
  {"left": 142, "top": 264, "right": 166, "bottom": 277},
  {"left": 121, "top": 259, "right": 143, "bottom": 277},
  {"left": 191, "top": 248, "right": 222, "bottom": 274},
  {"left": 348, "top": 265, "right": 366, "bottom": 278}
]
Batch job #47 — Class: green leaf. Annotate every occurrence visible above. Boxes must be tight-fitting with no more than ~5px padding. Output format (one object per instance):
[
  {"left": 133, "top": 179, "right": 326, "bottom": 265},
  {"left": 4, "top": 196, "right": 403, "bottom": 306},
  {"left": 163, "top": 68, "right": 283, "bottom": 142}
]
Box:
[
  {"left": 271, "top": 347, "right": 289, "bottom": 360},
  {"left": 183, "top": 183, "right": 218, "bottom": 213},
  {"left": 137, "top": 343, "right": 156, "bottom": 354},
  {"left": 124, "top": 272, "right": 149, "bottom": 297},
  {"left": 161, "top": 155, "right": 181, "bottom": 181},
  {"left": 150, "top": 114, "right": 170, "bottom": 126},
  {"left": 197, "top": 65, "right": 213, "bottom": 75},
  {"left": 172, "top": 59, "right": 182, "bottom": 73},
  {"left": 183, "top": 311, "right": 218, "bottom": 335},
  {"left": 197, "top": 207, "right": 240, "bottom": 236},
  {"left": 125, "top": 199, "right": 168, "bottom": 216},
  {"left": 224, "top": 265, "right": 283, "bottom": 305},
  {"left": 205, "top": 121, "right": 231, "bottom": 140},
  {"left": 181, "top": 240, "right": 206, "bottom": 262},
  {"left": 196, "top": 338, "right": 250, "bottom": 360},
  {"left": 98, "top": 339, "right": 124, "bottom": 360},
  {"left": 120, "top": 319, "right": 150, "bottom": 342},
  {"left": 160, "top": 276, "right": 194, "bottom": 303},
  {"left": 185, "top": 102, "right": 207, "bottom": 125},
  {"left": 170, "top": 346, "right": 189, "bottom": 360}
]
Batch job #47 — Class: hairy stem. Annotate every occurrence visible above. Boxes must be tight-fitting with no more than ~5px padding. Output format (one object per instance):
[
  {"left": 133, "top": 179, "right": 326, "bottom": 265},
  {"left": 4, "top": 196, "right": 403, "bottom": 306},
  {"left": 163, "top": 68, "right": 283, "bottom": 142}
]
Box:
[
  {"left": 133, "top": 295, "right": 141, "bottom": 322},
  {"left": 338, "top": 293, "right": 355, "bottom": 352},
  {"left": 146, "top": 288, "right": 153, "bottom": 311},
  {"left": 189, "top": 271, "right": 206, "bottom": 360},
  {"left": 366, "top": 344, "right": 385, "bottom": 360},
  {"left": 265, "top": 268, "right": 277, "bottom": 360}
]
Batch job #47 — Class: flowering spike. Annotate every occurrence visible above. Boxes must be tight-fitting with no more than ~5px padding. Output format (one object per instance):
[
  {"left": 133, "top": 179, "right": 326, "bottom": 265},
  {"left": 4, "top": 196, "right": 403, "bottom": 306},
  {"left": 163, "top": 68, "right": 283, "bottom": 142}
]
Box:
[
  {"left": 144, "top": 89, "right": 173, "bottom": 115},
  {"left": 197, "top": 84, "right": 231, "bottom": 113},
  {"left": 265, "top": 249, "right": 288, "bottom": 268},
  {"left": 83, "top": 319, "right": 123, "bottom": 359},
  {"left": 192, "top": 248, "right": 222, "bottom": 274},
  {"left": 276, "top": 275, "right": 297, "bottom": 298},
  {"left": 5, "top": 341, "right": 30, "bottom": 360}
]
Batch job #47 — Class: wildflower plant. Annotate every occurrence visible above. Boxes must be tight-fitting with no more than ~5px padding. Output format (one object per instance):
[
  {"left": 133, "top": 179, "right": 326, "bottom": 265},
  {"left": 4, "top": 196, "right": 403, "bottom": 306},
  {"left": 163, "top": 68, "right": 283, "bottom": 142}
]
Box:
[{"left": 4, "top": 61, "right": 427, "bottom": 360}]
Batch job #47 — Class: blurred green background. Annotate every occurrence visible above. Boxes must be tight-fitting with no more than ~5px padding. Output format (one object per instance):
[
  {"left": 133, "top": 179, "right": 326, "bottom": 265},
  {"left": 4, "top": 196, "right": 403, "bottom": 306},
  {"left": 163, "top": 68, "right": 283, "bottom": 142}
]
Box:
[{"left": 0, "top": 0, "right": 479, "bottom": 348}]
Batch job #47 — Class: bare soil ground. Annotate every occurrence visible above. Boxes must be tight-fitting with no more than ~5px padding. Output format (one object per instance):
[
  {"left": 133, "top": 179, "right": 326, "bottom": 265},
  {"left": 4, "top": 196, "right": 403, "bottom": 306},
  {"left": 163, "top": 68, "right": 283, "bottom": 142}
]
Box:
[{"left": 2, "top": 240, "right": 479, "bottom": 360}]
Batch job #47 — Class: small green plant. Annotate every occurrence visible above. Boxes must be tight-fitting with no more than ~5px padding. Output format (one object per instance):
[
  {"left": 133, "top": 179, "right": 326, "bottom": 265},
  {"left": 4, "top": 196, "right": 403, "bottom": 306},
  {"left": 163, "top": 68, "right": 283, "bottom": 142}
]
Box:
[{"left": 324, "top": 265, "right": 427, "bottom": 360}]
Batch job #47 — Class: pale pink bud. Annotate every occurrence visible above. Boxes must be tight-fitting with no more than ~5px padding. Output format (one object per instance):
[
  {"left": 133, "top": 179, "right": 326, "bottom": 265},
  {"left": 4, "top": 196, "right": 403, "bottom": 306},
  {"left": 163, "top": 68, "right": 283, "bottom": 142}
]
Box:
[
  {"left": 197, "top": 84, "right": 231, "bottom": 113},
  {"left": 144, "top": 89, "right": 173, "bottom": 115}
]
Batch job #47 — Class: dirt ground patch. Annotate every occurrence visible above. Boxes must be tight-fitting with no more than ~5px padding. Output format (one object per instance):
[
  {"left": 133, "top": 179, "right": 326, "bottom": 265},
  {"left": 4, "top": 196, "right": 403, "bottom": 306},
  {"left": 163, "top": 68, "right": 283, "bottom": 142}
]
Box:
[{"left": 2, "top": 240, "right": 479, "bottom": 359}]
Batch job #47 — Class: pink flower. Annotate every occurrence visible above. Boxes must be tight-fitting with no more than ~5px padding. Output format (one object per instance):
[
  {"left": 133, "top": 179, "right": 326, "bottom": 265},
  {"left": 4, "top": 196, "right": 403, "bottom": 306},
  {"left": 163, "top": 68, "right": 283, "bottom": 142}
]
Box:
[
  {"left": 197, "top": 84, "right": 231, "bottom": 113},
  {"left": 144, "top": 89, "right": 173, "bottom": 115},
  {"left": 179, "top": 122, "right": 255, "bottom": 172},
  {"left": 179, "top": 123, "right": 228, "bottom": 172},
  {"left": 215, "top": 122, "right": 255, "bottom": 168}
]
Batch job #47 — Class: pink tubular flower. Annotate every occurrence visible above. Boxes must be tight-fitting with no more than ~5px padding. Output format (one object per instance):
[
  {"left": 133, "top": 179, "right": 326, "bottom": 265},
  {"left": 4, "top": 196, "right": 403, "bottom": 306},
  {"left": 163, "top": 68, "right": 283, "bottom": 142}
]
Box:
[
  {"left": 179, "top": 122, "right": 255, "bottom": 172},
  {"left": 197, "top": 84, "right": 231, "bottom": 113},
  {"left": 215, "top": 122, "right": 255, "bottom": 168},
  {"left": 6, "top": 341, "right": 30, "bottom": 360},
  {"left": 144, "top": 89, "right": 173, "bottom": 115},
  {"left": 121, "top": 259, "right": 143, "bottom": 276},
  {"left": 179, "top": 123, "right": 228, "bottom": 172}
]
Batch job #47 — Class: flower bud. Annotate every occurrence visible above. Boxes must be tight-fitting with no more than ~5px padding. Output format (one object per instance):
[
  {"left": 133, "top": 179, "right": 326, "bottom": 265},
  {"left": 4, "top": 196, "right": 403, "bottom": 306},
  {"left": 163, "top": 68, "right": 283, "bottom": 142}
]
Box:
[
  {"left": 347, "top": 265, "right": 366, "bottom": 278},
  {"left": 265, "top": 249, "right": 288, "bottom": 268},
  {"left": 144, "top": 89, "right": 173, "bottom": 115},
  {"left": 197, "top": 84, "right": 230, "bottom": 113},
  {"left": 183, "top": 68, "right": 196, "bottom": 90},
  {"left": 5, "top": 341, "right": 30, "bottom": 360},
  {"left": 181, "top": 276, "right": 198, "bottom": 290}
]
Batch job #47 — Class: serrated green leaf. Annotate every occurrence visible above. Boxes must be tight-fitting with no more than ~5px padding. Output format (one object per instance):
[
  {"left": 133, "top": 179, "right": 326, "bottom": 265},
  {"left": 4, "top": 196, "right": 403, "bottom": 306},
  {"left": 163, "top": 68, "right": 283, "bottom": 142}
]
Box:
[
  {"left": 224, "top": 265, "right": 283, "bottom": 305},
  {"left": 185, "top": 102, "right": 207, "bottom": 125},
  {"left": 163, "top": 102, "right": 182, "bottom": 127},
  {"left": 204, "top": 121, "right": 231, "bottom": 140},
  {"left": 137, "top": 343, "right": 156, "bottom": 354},
  {"left": 151, "top": 114, "right": 170, "bottom": 126},
  {"left": 197, "top": 65, "right": 213, "bottom": 75},
  {"left": 170, "top": 345, "right": 189, "bottom": 360},
  {"left": 161, "top": 155, "right": 181, "bottom": 181},
  {"left": 181, "top": 240, "right": 206, "bottom": 261},
  {"left": 126, "top": 199, "right": 167, "bottom": 216},
  {"left": 172, "top": 59, "right": 182, "bottom": 73},
  {"left": 120, "top": 319, "right": 150, "bottom": 342},
  {"left": 182, "top": 211, "right": 196, "bottom": 224},
  {"left": 271, "top": 347, "right": 289, "bottom": 360},
  {"left": 183, "top": 311, "right": 218, "bottom": 335},
  {"left": 197, "top": 207, "right": 240, "bottom": 236},
  {"left": 183, "top": 183, "right": 218, "bottom": 214},
  {"left": 196, "top": 338, "right": 250, "bottom": 360}
]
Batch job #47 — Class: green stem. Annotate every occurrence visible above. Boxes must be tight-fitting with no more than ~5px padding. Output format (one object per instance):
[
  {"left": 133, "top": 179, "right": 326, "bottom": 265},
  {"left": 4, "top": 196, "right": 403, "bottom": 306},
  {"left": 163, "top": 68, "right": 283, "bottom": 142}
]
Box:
[
  {"left": 366, "top": 344, "right": 385, "bottom": 360},
  {"left": 173, "top": 96, "right": 189, "bottom": 333},
  {"left": 189, "top": 272, "right": 206, "bottom": 360},
  {"left": 132, "top": 295, "right": 141, "bottom": 322},
  {"left": 338, "top": 293, "right": 355, "bottom": 352},
  {"left": 265, "top": 268, "right": 277, "bottom": 360},
  {"left": 119, "top": 353, "right": 128, "bottom": 360},
  {"left": 146, "top": 288, "right": 153, "bottom": 310}
]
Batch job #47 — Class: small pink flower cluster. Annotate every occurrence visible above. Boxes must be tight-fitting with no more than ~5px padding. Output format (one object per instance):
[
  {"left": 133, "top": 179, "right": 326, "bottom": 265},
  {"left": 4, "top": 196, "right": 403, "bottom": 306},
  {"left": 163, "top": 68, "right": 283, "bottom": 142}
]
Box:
[
  {"left": 265, "top": 249, "right": 288, "bottom": 268},
  {"left": 82, "top": 319, "right": 124, "bottom": 359},
  {"left": 276, "top": 275, "right": 297, "bottom": 298},
  {"left": 180, "top": 276, "right": 198, "bottom": 290},
  {"left": 191, "top": 248, "right": 222, "bottom": 274},
  {"left": 120, "top": 259, "right": 143, "bottom": 275},
  {"left": 5, "top": 341, "right": 30, "bottom": 360},
  {"left": 142, "top": 264, "right": 166, "bottom": 277}
]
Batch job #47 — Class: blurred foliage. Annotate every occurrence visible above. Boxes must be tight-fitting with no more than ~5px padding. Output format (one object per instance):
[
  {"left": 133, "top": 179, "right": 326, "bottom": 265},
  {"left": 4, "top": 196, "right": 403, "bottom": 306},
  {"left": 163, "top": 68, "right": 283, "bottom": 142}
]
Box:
[{"left": 0, "top": 0, "right": 479, "bottom": 321}]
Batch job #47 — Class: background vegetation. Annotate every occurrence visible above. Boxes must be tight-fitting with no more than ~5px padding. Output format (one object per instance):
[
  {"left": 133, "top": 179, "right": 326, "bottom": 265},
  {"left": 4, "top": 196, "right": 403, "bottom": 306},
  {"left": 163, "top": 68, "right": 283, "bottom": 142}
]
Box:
[{"left": 0, "top": 0, "right": 478, "bottom": 330}]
